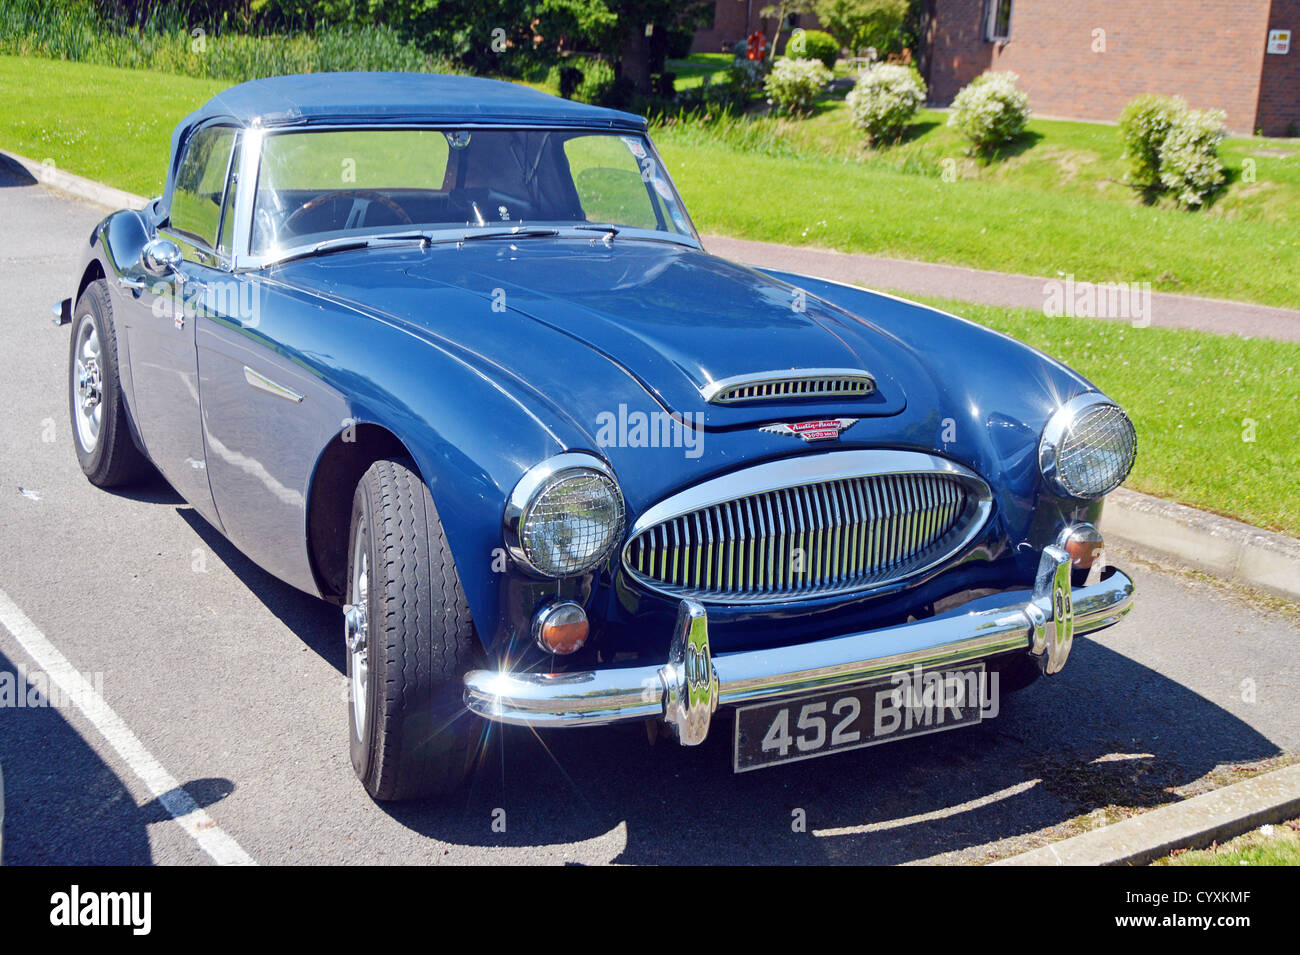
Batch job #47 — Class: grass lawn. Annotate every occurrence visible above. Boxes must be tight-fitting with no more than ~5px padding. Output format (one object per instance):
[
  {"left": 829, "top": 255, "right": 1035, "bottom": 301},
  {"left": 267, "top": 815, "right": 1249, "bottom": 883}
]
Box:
[
  {"left": 739, "top": 97, "right": 1300, "bottom": 226},
  {"left": 0, "top": 56, "right": 224, "bottom": 196},
  {"left": 908, "top": 295, "right": 1300, "bottom": 537},
  {"left": 656, "top": 113, "right": 1300, "bottom": 308},
  {"left": 1153, "top": 818, "right": 1300, "bottom": 865},
  {"left": 664, "top": 53, "right": 732, "bottom": 90}
]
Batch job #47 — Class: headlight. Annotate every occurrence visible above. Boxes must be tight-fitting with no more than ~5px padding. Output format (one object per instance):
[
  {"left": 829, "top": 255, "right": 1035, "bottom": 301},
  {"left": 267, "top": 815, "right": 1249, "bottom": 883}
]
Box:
[
  {"left": 504, "top": 453, "right": 625, "bottom": 577},
  {"left": 1039, "top": 394, "right": 1137, "bottom": 500}
]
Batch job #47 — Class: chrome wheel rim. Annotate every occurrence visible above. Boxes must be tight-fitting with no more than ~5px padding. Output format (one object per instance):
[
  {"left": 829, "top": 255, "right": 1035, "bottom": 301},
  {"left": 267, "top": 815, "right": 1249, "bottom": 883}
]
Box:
[
  {"left": 72, "top": 317, "right": 103, "bottom": 452},
  {"left": 345, "top": 529, "right": 370, "bottom": 734}
]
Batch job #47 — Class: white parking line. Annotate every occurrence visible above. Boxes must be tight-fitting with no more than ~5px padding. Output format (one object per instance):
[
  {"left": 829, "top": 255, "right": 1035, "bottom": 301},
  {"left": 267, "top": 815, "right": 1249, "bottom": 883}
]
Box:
[{"left": 0, "top": 586, "right": 256, "bottom": 865}]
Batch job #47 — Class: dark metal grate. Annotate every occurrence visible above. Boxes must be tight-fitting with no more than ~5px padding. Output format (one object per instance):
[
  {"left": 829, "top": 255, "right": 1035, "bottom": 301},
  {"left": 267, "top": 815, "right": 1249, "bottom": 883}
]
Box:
[{"left": 624, "top": 471, "right": 978, "bottom": 603}]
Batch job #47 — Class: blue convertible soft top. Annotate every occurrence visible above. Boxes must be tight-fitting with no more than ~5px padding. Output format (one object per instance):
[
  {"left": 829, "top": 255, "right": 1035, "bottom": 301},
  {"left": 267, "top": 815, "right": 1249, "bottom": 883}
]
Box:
[{"left": 159, "top": 71, "right": 647, "bottom": 217}]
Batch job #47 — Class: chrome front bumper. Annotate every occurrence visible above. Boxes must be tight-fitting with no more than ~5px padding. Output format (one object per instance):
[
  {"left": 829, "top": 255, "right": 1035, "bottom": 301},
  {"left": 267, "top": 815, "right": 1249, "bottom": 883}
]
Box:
[{"left": 463, "top": 547, "right": 1135, "bottom": 746}]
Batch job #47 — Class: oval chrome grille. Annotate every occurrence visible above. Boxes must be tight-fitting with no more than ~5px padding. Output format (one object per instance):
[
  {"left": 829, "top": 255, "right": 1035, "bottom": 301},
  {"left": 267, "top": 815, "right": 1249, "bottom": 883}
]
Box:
[{"left": 621, "top": 452, "right": 991, "bottom": 604}]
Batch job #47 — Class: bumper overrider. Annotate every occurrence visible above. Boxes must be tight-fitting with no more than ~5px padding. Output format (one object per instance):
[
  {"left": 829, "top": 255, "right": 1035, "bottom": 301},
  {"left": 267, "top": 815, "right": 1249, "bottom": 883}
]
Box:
[{"left": 463, "top": 547, "right": 1134, "bottom": 746}]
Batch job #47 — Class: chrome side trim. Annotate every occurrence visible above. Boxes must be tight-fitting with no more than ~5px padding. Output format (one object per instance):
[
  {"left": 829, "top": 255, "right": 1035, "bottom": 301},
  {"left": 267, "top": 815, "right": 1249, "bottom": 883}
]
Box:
[
  {"left": 463, "top": 563, "right": 1135, "bottom": 735},
  {"left": 243, "top": 366, "right": 303, "bottom": 403},
  {"left": 701, "top": 368, "right": 877, "bottom": 404},
  {"left": 230, "top": 126, "right": 264, "bottom": 270}
]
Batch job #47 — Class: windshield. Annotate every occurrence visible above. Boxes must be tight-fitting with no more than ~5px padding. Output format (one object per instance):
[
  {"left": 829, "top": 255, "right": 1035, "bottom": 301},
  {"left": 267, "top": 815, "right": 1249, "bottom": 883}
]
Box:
[{"left": 249, "top": 127, "right": 694, "bottom": 256}]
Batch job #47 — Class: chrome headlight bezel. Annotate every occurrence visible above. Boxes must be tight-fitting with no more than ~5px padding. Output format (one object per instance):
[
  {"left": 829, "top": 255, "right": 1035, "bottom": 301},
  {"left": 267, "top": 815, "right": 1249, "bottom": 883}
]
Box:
[
  {"left": 1038, "top": 393, "right": 1137, "bottom": 500},
  {"left": 503, "top": 452, "right": 626, "bottom": 578}
]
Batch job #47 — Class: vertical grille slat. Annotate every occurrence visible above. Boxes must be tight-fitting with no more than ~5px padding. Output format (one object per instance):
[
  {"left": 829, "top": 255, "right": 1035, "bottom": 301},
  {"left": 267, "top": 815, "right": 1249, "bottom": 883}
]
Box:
[{"left": 625, "top": 467, "right": 983, "bottom": 603}]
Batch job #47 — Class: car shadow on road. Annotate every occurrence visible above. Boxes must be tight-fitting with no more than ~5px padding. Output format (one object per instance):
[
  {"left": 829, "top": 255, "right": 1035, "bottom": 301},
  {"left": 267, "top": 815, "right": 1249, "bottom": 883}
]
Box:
[
  {"left": 0, "top": 647, "right": 237, "bottom": 864},
  {"left": 378, "top": 634, "right": 1282, "bottom": 864},
  {"left": 174, "top": 505, "right": 345, "bottom": 674}
]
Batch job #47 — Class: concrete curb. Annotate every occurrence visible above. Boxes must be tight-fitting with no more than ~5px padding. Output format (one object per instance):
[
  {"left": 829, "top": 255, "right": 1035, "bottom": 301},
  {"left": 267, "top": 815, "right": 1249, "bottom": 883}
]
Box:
[
  {"left": 8, "top": 149, "right": 1298, "bottom": 602},
  {"left": 993, "top": 763, "right": 1300, "bottom": 866},
  {"left": 0, "top": 149, "right": 148, "bottom": 211},
  {"left": 1102, "top": 488, "right": 1300, "bottom": 604}
]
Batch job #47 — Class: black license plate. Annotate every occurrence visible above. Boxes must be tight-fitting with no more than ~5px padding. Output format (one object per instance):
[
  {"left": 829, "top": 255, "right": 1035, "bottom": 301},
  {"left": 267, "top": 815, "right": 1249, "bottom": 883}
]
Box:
[{"left": 732, "top": 664, "right": 987, "bottom": 772}]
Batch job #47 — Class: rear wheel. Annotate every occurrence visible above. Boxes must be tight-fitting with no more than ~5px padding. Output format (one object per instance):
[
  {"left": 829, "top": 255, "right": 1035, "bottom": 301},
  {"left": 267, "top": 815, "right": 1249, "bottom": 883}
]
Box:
[
  {"left": 67, "top": 280, "right": 150, "bottom": 487},
  {"left": 345, "top": 458, "right": 480, "bottom": 801}
]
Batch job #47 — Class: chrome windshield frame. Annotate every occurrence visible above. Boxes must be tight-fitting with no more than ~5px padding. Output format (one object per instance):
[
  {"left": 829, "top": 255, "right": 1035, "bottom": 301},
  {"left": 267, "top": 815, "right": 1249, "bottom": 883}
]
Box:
[{"left": 227, "top": 121, "right": 701, "bottom": 271}]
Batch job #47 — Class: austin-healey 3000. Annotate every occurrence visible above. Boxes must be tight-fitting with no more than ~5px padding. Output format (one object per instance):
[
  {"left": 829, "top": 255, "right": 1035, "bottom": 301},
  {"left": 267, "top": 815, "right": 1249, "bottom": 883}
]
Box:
[{"left": 55, "top": 72, "right": 1136, "bottom": 799}]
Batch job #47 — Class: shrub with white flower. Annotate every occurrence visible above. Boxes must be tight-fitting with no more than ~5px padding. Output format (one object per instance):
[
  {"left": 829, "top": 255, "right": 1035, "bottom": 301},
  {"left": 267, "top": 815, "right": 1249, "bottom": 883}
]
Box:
[
  {"left": 948, "top": 71, "right": 1031, "bottom": 153},
  {"left": 1116, "top": 94, "right": 1226, "bottom": 207},
  {"left": 1158, "top": 107, "right": 1227, "bottom": 207},
  {"left": 763, "top": 57, "right": 833, "bottom": 115},
  {"left": 845, "top": 63, "right": 926, "bottom": 145},
  {"left": 1118, "top": 93, "right": 1183, "bottom": 189}
]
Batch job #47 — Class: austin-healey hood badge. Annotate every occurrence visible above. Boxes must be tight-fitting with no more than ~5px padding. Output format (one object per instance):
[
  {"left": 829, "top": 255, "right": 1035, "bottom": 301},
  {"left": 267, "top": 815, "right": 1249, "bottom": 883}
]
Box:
[{"left": 759, "top": 418, "right": 859, "bottom": 442}]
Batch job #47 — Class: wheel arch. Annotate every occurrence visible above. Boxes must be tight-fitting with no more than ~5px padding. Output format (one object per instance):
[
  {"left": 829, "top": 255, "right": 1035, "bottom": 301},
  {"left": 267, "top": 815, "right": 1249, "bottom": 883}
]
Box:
[
  {"left": 305, "top": 421, "right": 421, "bottom": 603},
  {"left": 76, "top": 259, "right": 106, "bottom": 304}
]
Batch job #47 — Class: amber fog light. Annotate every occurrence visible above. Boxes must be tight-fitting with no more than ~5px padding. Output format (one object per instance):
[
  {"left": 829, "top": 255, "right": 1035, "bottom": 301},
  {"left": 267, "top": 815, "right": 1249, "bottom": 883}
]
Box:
[
  {"left": 533, "top": 601, "right": 589, "bottom": 655},
  {"left": 1058, "top": 523, "right": 1104, "bottom": 569}
]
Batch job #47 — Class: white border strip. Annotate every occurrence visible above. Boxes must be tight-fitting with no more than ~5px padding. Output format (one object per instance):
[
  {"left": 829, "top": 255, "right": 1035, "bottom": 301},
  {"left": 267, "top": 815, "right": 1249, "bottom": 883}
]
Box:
[{"left": 0, "top": 587, "right": 255, "bottom": 865}]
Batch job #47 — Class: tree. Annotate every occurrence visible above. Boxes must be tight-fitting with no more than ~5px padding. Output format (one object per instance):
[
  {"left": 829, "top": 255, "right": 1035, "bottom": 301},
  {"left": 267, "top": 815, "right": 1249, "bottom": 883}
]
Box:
[
  {"left": 254, "top": 0, "right": 710, "bottom": 94},
  {"left": 759, "top": 0, "right": 816, "bottom": 62},
  {"left": 516, "top": 0, "right": 712, "bottom": 94},
  {"left": 812, "top": 0, "right": 908, "bottom": 56}
]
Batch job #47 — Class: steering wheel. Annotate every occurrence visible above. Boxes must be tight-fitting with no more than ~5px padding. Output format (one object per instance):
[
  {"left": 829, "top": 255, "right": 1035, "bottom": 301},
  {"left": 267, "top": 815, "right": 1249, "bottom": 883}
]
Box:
[{"left": 282, "top": 189, "right": 414, "bottom": 236}]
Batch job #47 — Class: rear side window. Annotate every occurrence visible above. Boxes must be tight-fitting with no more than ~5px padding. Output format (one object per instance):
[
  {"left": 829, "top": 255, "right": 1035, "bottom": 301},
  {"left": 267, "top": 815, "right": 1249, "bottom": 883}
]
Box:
[{"left": 170, "top": 126, "right": 237, "bottom": 250}]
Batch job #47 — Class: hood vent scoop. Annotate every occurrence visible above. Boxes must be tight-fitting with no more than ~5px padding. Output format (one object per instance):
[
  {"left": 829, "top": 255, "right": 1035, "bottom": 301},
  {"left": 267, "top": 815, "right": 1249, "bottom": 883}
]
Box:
[{"left": 701, "top": 368, "right": 876, "bottom": 405}]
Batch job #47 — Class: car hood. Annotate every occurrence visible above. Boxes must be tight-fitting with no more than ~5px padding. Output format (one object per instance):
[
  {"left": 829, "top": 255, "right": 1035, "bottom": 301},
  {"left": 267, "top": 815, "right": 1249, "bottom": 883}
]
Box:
[{"left": 269, "top": 239, "right": 919, "bottom": 428}]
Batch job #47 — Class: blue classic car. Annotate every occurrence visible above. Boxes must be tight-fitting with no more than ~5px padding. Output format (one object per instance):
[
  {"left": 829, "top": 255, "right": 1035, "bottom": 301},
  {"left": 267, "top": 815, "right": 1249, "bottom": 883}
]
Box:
[{"left": 55, "top": 73, "right": 1136, "bottom": 799}]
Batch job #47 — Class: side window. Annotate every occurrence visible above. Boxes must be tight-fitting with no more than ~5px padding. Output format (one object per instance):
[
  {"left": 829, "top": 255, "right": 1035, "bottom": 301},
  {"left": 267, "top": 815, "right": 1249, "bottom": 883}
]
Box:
[{"left": 170, "top": 126, "right": 237, "bottom": 250}]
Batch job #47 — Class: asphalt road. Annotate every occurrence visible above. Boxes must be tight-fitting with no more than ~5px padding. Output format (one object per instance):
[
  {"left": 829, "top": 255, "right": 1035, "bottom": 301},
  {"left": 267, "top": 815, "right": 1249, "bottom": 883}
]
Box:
[{"left": 2, "top": 163, "right": 1298, "bottom": 866}]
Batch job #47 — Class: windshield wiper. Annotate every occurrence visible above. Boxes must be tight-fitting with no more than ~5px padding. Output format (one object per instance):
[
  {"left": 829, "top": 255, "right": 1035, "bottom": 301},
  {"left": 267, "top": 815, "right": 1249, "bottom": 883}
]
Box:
[
  {"left": 573, "top": 224, "right": 620, "bottom": 244},
  {"left": 270, "top": 231, "right": 430, "bottom": 265},
  {"left": 455, "top": 227, "right": 560, "bottom": 244}
]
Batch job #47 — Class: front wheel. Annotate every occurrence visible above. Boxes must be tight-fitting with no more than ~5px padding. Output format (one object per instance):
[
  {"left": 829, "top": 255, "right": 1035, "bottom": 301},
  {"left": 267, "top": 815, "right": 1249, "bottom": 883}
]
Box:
[{"left": 345, "top": 458, "right": 481, "bottom": 801}]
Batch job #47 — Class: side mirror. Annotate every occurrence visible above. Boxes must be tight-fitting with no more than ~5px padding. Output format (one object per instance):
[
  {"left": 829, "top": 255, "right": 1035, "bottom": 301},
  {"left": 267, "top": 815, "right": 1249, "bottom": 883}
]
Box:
[{"left": 141, "top": 238, "right": 183, "bottom": 277}]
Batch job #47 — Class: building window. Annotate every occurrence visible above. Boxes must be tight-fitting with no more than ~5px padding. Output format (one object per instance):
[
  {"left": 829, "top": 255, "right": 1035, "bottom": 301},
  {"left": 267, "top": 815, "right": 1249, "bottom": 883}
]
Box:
[{"left": 984, "top": 0, "right": 1013, "bottom": 42}]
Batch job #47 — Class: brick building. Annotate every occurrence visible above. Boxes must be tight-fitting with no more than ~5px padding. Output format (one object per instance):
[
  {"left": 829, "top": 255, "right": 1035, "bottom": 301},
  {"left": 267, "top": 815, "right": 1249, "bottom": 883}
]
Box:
[
  {"left": 690, "top": 1, "right": 823, "bottom": 55},
  {"left": 921, "top": 0, "right": 1298, "bottom": 136}
]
